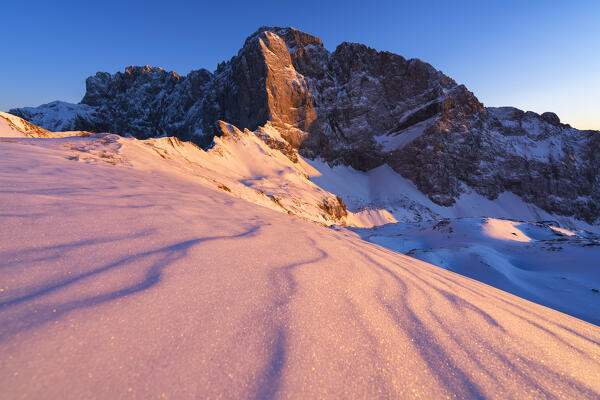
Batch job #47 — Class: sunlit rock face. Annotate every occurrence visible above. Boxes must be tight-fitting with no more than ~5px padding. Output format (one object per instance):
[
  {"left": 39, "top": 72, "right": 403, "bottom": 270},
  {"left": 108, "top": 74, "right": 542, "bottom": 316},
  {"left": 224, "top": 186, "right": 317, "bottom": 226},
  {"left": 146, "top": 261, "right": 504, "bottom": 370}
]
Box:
[
  {"left": 226, "top": 29, "right": 317, "bottom": 148},
  {"left": 10, "top": 26, "right": 600, "bottom": 224}
]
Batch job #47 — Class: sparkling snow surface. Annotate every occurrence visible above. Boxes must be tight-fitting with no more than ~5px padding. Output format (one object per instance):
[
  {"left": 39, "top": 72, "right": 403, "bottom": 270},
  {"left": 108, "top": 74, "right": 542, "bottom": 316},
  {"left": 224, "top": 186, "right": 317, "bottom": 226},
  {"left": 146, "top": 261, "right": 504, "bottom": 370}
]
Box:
[
  {"left": 351, "top": 218, "right": 600, "bottom": 325},
  {"left": 1, "top": 120, "right": 600, "bottom": 398}
]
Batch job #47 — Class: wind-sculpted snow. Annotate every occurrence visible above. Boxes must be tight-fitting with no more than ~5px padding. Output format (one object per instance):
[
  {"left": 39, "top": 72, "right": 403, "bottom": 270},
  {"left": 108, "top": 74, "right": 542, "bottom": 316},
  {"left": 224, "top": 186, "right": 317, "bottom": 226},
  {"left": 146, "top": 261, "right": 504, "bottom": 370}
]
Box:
[
  {"left": 2, "top": 120, "right": 600, "bottom": 399},
  {"left": 351, "top": 218, "right": 600, "bottom": 325}
]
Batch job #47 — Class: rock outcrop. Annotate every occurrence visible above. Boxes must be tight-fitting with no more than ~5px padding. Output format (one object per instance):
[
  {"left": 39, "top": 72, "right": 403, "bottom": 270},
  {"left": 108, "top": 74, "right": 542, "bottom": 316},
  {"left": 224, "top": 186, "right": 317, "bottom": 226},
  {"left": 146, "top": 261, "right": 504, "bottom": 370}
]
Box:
[{"left": 10, "top": 26, "right": 600, "bottom": 224}]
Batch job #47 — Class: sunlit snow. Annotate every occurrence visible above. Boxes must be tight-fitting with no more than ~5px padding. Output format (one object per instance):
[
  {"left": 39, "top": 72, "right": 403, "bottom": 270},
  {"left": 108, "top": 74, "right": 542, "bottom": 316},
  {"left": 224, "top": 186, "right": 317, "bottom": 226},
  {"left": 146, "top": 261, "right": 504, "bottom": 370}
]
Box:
[{"left": 1, "top": 114, "right": 599, "bottom": 398}]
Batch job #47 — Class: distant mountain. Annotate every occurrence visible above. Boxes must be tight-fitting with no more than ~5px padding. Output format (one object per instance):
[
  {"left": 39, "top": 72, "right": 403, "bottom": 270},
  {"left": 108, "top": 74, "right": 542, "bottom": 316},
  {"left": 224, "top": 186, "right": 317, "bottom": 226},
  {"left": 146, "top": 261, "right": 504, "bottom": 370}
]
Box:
[{"left": 10, "top": 26, "right": 600, "bottom": 224}]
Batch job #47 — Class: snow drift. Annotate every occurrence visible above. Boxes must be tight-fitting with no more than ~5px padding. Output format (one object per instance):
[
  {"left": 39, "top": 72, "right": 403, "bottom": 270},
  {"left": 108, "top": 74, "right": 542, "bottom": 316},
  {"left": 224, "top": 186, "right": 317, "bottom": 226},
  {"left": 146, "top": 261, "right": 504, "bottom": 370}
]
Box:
[{"left": 1, "top": 113, "right": 600, "bottom": 398}]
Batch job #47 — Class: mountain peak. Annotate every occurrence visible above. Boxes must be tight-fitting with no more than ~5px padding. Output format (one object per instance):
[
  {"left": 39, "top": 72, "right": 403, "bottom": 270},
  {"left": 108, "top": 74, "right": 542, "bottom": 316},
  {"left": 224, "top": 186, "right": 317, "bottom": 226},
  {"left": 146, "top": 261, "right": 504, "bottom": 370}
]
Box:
[
  {"left": 9, "top": 26, "right": 600, "bottom": 223},
  {"left": 247, "top": 26, "right": 324, "bottom": 48}
]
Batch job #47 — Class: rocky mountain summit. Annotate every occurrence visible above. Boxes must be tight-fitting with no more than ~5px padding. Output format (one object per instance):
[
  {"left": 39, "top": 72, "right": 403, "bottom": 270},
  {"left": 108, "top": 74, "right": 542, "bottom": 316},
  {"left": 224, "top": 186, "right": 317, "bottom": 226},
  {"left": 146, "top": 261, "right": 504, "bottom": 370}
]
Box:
[{"left": 11, "top": 26, "right": 600, "bottom": 224}]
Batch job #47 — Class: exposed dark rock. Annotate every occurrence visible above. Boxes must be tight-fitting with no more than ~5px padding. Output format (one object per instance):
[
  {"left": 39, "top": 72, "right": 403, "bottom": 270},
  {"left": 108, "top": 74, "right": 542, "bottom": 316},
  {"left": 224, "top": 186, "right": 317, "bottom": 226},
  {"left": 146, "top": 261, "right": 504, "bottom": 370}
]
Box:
[
  {"left": 541, "top": 112, "right": 561, "bottom": 126},
  {"left": 319, "top": 196, "right": 348, "bottom": 220}
]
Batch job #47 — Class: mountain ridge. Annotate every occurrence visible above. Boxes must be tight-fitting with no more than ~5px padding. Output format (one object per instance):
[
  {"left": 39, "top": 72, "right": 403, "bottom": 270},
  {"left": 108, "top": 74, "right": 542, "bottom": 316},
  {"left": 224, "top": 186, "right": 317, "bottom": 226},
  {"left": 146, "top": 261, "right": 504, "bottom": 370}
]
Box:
[{"left": 10, "top": 26, "right": 600, "bottom": 224}]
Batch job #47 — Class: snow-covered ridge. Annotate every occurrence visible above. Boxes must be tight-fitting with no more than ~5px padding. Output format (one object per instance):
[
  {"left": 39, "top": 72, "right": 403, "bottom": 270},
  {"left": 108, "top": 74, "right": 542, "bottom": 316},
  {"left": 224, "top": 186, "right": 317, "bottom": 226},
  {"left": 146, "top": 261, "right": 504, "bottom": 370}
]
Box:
[
  {"left": 0, "top": 113, "right": 395, "bottom": 228},
  {"left": 6, "top": 101, "right": 98, "bottom": 132},
  {"left": 0, "top": 111, "right": 52, "bottom": 138}
]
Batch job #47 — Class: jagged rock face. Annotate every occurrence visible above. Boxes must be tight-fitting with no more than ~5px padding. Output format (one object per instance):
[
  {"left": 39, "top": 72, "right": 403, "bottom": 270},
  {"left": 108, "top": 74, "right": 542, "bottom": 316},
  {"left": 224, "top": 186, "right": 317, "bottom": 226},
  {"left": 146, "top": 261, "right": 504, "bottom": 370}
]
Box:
[
  {"left": 10, "top": 26, "right": 600, "bottom": 223},
  {"left": 260, "top": 32, "right": 316, "bottom": 132},
  {"left": 296, "top": 41, "right": 468, "bottom": 170},
  {"left": 390, "top": 107, "right": 600, "bottom": 222},
  {"left": 11, "top": 67, "right": 217, "bottom": 145},
  {"left": 207, "top": 28, "right": 317, "bottom": 150},
  {"left": 80, "top": 66, "right": 210, "bottom": 140}
]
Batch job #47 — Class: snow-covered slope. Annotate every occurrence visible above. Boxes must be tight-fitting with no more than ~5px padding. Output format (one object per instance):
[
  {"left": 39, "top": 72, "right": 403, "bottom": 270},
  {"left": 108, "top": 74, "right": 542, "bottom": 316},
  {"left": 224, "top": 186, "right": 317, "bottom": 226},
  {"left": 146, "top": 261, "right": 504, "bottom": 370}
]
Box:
[
  {"left": 0, "top": 113, "right": 393, "bottom": 228},
  {"left": 0, "top": 111, "right": 53, "bottom": 138},
  {"left": 310, "top": 158, "right": 600, "bottom": 232},
  {"left": 2, "top": 115, "right": 600, "bottom": 399},
  {"left": 6, "top": 101, "right": 98, "bottom": 132},
  {"left": 0, "top": 111, "right": 92, "bottom": 139},
  {"left": 351, "top": 218, "right": 600, "bottom": 325}
]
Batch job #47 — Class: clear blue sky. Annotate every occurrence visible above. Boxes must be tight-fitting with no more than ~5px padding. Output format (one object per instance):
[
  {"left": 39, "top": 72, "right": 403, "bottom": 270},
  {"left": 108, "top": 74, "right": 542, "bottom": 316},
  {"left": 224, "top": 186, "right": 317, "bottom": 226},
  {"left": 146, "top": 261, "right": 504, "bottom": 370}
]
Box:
[{"left": 2, "top": 0, "right": 599, "bottom": 130}]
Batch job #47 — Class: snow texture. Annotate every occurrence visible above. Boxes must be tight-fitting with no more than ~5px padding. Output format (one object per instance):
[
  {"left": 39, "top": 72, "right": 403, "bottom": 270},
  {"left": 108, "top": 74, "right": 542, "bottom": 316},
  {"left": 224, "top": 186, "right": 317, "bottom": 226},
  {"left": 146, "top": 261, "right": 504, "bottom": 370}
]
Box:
[
  {"left": 351, "top": 218, "right": 600, "bottom": 325},
  {"left": 2, "top": 113, "right": 600, "bottom": 399}
]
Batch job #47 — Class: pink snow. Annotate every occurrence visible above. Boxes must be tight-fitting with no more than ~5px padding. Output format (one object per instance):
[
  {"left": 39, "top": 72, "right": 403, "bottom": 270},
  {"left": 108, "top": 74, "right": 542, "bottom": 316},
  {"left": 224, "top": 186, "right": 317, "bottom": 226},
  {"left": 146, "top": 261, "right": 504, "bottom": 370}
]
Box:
[{"left": 1, "top": 116, "right": 599, "bottom": 398}]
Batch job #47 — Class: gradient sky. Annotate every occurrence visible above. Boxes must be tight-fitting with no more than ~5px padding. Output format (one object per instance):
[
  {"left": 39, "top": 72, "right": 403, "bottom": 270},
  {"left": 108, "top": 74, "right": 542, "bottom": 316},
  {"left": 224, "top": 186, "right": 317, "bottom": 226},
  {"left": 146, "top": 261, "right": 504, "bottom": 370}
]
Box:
[{"left": 2, "top": 0, "right": 598, "bottom": 130}]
